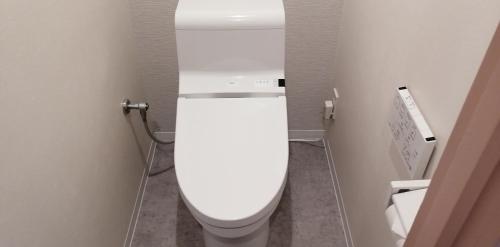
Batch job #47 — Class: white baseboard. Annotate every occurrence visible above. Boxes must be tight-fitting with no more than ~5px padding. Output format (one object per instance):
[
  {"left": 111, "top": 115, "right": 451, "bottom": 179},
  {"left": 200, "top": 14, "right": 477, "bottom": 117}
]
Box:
[
  {"left": 153, "top": 130, "right": 325, "bottom": 142},
  {"left": 288, "top": 130, "right": 325, "bottom": 141},
  {"left": 324, "top": 139, "right": 355, "bottom": 247},
  {"left": 155, "top": 131, "right": 176, "bottom": 142},
  {"left": 123, "top": 141, "right": 157, "bottom": 247}
]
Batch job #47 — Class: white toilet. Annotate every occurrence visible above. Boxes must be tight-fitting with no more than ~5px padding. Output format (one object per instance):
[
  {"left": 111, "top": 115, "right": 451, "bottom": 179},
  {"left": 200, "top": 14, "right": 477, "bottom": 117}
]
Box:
[{"left": 174, "top": 0, "right": 288, "bottom": 246}]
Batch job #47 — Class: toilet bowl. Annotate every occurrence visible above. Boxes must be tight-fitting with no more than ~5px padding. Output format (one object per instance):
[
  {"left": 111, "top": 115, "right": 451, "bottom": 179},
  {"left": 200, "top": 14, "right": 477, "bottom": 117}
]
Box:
[{"left": 174, "top": 0, "right": 287, "bottom": 246}]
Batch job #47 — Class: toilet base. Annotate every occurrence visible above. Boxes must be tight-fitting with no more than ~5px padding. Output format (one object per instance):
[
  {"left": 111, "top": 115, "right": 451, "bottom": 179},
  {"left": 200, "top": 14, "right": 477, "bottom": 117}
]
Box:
[{"left": 203, "top": 220, "right": 270, "bottom": 247}]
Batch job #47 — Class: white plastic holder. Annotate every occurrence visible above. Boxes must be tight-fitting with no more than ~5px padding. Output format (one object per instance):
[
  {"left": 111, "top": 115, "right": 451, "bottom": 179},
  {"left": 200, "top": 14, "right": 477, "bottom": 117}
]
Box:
[
  {"left": 324, "top": 88, "right": 340, "bottom": 120},
  {"left": 386, "top": 180, "right": 431, "bottom": 208},
  {"left": 385, "top": 179, "right": 430, "bottom": 247},
  {"left": 324, "top": 100, "right": 334, "bottom": 119}
]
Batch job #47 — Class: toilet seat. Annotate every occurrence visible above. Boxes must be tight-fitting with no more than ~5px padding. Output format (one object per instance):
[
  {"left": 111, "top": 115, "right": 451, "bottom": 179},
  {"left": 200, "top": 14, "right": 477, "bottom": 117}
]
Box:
[{"left": 174, "top": 96, "right": 288, "bottom": 229}]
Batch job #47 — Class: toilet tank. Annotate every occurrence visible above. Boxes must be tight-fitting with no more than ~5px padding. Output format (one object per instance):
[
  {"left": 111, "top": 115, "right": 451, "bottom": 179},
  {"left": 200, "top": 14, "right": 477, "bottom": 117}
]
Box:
[{"left": 175, "top": 0, "right": 285, "bottom": 96}]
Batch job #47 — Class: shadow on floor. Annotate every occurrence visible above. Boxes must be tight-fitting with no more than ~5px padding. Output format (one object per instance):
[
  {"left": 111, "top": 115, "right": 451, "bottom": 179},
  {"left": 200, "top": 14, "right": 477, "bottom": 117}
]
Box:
[
  {"left": 176, "top": 194, "right": 204, "bottom": 247},
  {"left": 268, "top": 180, "right": 293, "bottom": 247}
]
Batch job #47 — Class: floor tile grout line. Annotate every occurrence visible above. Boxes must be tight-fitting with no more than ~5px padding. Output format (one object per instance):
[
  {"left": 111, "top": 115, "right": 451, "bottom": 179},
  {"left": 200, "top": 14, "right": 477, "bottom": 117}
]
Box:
[
  {"left": 127, "top": 141, "right": 158, "bottom": 247},
  {"left": 323, "top": 138, "right": 355, "bottom": 247}
]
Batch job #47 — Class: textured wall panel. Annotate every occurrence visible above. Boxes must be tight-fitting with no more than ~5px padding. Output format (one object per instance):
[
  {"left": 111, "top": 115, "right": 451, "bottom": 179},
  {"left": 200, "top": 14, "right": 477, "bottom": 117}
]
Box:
[{"left": 130, "top": 0, "right": 344, "bottom": 131}]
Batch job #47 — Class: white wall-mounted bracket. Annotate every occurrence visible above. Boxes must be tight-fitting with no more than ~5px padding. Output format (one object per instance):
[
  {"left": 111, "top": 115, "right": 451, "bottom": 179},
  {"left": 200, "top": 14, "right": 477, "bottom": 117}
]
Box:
[{"left": 324, "top": 88, "right": 340, "bottom": 120}]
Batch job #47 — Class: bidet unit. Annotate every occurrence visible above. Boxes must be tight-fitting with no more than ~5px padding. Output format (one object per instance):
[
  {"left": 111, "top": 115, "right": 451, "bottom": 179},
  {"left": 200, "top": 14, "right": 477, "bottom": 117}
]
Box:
[{"left": 174, "top": 0, "right": 288, "bottom": 246}]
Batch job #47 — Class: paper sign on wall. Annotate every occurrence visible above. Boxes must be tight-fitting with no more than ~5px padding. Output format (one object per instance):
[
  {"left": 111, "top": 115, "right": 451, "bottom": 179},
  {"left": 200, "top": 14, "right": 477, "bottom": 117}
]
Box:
[{"left": 388, "top": 87, "right": 436, "bottom": 179}]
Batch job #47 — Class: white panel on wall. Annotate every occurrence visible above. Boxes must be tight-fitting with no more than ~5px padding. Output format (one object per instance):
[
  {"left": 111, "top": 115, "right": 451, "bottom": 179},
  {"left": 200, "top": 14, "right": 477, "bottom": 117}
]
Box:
[{"left": 388, "top": 87, "right": 436, "bottom": 179}]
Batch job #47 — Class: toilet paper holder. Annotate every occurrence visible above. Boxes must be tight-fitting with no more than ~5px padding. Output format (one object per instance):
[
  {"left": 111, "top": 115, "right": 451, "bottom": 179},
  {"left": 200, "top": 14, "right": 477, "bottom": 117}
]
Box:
[
  {"left": 385, "top": 180, "right": 430, "bottom": 247},
  {"left": 386, "top": 180, "right": 430, "bottom": 207}
]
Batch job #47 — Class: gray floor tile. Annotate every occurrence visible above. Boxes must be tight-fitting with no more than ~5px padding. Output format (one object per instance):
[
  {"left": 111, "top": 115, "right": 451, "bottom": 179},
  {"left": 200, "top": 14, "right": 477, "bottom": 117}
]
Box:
[{"left": 131, "top": 141, "right": 348, "bottom": 247}]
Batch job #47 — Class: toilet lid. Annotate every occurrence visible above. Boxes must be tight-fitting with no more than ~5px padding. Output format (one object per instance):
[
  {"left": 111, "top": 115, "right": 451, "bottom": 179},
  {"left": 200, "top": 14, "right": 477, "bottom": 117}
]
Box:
[{"left": 175, "top": 96, "right": 289, "bottom": 228}]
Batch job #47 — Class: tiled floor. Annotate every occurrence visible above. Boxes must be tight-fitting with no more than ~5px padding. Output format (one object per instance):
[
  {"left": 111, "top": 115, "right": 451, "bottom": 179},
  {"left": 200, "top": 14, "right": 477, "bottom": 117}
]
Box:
[{"left": 131, "top": 141, "right": 348, "bottom": 247}]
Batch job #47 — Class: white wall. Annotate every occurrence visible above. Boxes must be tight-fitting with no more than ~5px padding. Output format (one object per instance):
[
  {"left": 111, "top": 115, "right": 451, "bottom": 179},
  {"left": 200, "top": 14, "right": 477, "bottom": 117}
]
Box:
[
  {"left": 0, "top": 0, "right": 148, "bottom": 246},
  {"left": 130, "top": 0, "right": 344, "bottom": 131},
  {"left": 328, "top": 0, "right": 500, "bottom": 246}
]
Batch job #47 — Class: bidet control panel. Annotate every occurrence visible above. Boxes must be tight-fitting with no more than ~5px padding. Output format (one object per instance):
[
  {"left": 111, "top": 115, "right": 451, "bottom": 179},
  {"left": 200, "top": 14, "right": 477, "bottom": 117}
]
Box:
[
  {"left": 178, "top": 73, "right": 286, "bottom": 96},
  {"left": 388, "top": 87, "right": 436, "bottom": 179},
  {"left": 254, "top": 79, "right": 286, "bottom": 88},
  {"left": 254, "top": 79, "right": 276, "bottom": 87}
]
